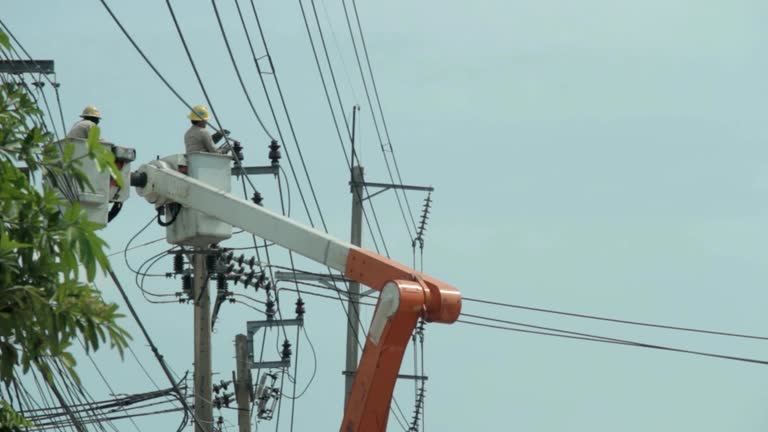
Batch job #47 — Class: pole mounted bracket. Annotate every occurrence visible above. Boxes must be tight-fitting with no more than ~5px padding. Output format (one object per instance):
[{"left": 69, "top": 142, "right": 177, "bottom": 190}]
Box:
[
  {"left": 350, "top": 181, "right": 434, "bottom": 202},
  {"left": 245, "top": 318, "right": 304, "bottom": 370},
  {"left": 0, "top": 59, "right": 54, "bottom": 75}
]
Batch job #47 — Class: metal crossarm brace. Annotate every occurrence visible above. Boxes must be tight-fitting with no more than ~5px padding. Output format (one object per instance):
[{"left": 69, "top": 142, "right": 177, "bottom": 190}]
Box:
[{"left": 246, "top": 318, "right": 303, "bottom": 369}]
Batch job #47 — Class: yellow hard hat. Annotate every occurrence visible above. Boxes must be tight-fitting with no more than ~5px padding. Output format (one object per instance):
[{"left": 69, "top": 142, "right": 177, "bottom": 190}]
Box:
[
  {"left": 80, "top": 105, "right": 102, "bottom": 119},
  {"left": 187, "top": 105, "right": 210, "bottom": 121}
]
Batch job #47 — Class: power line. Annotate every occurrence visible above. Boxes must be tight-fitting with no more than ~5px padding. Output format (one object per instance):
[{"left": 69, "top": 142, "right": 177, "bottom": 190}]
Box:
[
  {"left": 33, "top": 79, "right": 63, "bottom": 140},
  {"left": 307, "top": 0, "right": 392, "bottom": 256},
  {"left": 208, "top": 0, "right": 274, "bottom": 140},
  {"left": 306, "top": 0, "right": 393, "bottom": 256},
  {"left": 292, "top": 0, "right": 390, "bottom": 256},
  {"left": 28, "top": 407, "right": 185, "bottom": 431},
  {"left": 317, "top": 0, "right": 359, "bottom": 103},
  {"left": 109, "top": 235, "right": 165, "bottom": 257},
  {"left": 20, "top": 386, "right": 181, "bottom": 417},
  {"left": 164, "top": 0, "right": 284, "bottom": 302},
  {"left": 78, "top": 339, "right": 142, "bottom": 432},
  {"left": 348, "top": 0, "right": 419, "bottom": 233},
  {"left": 97, "top": 0, "right": 195, "bottom": 122},
  {"left": 242, "top": 0, "right": 386, "bottom": 258},
  {"left": 287, "top": 282, "right": 768, "bottom": 368},
  {"left": 97, "top": 0, "right": 236, "bottom": 153},
  {"left": 163, "top": 0, "right": 232, "bottom": 141},
  {"left": 339, "top": 0, "right": 417, "bottom": 239},
  {"left": 228, "top": 1, "right": 340, "bottom": 250},
  {"left": 462, "top": 297, "right": 768, "bottom": 341},
  {"left": 277, "top": 285, "right": 371, "bottom": 305},
  {"left": 98, "top": 3, "right": 413, "bottom": 427},
  {"left": 48, "top": 359, "right": 114, "bottom": 432},
  {"left": 235, "top": 0, "right": 319, "bottom": 230},
  {"left": 0, "top": 18, "right": 55, "bottom": 87},
  {"left": 165, "top": 0, "right": 267, "bottom": 263},
  {"left": 241, "top": 7, "right": 409, "bottom": 428},
  {"left": 107, "top": 269, "right": 199, "bottom": 426},
  {"left": 458, "top": 316, "right": 768, "bottom": 366},
  {"left": 278, "top": 327, "right": 318, "bottom": 400}
]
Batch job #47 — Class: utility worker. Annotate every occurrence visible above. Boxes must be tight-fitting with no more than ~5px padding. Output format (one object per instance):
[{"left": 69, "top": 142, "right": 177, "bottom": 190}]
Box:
[
  {"left": 67, "top": 105, "right": 103, "bottom": 139},
  {"left": 184, "top": 105, "right": 229, "bottom": 154}
]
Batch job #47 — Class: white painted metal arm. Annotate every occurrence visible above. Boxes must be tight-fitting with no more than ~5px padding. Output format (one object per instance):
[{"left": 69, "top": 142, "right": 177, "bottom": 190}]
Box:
[{"left": 136, "top": 163, "right": 351, "bottom": 272}]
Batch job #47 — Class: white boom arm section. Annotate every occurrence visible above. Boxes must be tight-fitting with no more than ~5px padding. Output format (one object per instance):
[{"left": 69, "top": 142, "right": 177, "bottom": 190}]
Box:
[{"left": 135, "top": 161, "right": 351, "bottom": 271}]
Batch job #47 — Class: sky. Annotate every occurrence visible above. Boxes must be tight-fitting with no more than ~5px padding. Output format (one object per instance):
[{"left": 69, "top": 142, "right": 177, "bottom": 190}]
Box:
[{"left": 4, "top": 0, "right": 768, "bottom": 430}]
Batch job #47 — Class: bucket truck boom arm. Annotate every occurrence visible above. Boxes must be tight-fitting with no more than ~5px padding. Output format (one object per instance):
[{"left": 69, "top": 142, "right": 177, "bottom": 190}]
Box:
[{"left": 131, "top": 160, "right": 462, "bottom": 431}]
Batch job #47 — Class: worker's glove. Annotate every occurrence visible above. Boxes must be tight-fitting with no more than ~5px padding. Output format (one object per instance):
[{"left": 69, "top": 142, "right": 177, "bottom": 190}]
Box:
[{"left": 212, "top": 129, "right": 231, "bottom": 144}]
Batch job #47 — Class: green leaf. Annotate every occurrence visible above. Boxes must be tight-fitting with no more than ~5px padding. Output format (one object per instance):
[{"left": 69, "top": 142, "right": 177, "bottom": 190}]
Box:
[
  {"left": 86, "top": 124, "right": 101, "bottom": 146},
  {"left": 0, "top": 31, "right": 10, "bottom": 50},
  {"left": 62, "top": 140, "right": 75, "bottom": 163},
  {"left": 0, "top": 229, "right": 31, "bottom": 251},
  {"left": 0, "top": 400, "right": 32, "bottom": 430}
]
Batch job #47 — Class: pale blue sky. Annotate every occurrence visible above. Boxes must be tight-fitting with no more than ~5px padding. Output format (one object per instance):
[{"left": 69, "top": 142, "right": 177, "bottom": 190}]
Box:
[{"left": 5, "top": 0, "right": 768, "bottom": 430}]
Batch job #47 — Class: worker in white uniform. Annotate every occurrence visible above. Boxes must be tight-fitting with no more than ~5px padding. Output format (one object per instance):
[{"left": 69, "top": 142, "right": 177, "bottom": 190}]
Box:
[
  {"left": 184, "top": 105, "right": 229, "bottom": 154},
  {"left": 67, "top": 105, "right": 103, "bottom": 139}
]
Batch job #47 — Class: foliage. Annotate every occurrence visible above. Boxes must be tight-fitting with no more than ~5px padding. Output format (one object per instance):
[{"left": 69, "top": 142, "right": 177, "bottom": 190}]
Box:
[
  {"left": 0, "top": 31, "right": 130, "bottom": 425},
  {"left": 0, "top": 400, "right": 31, "bottom": 431}
]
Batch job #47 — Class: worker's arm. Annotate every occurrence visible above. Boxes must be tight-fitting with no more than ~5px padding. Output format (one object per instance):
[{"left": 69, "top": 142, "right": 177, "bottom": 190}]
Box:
[{"left": 200, "top": 130, "right": 221, "bottom": 154}]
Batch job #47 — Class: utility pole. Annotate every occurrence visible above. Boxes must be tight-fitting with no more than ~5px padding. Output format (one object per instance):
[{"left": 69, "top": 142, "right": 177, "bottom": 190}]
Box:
[
  {"left": 235, "top": 334, "right": 251, "bottom": 432},
  {"left": 345, "top": 165, "right": 364, "bottom": 407},
  {"left": 343, "top": 105, "right": 437, "bottom": 407},
  {"left": 345, "top": 105, "right": 363, "bottom": 408},
  {"left": 194, "top": 252, "right": 213, "bottom": 432}
]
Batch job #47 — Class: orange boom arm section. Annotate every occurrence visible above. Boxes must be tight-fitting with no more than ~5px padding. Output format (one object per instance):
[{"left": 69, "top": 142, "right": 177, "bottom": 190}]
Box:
[{"left": 340, "top": 249, "right": 462, "bottom": 432}]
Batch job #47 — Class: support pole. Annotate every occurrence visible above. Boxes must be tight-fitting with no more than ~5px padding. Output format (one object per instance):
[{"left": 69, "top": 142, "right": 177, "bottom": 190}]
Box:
[
  {"left": 194, "top": 252, "right": 213, "bottom": 432},
  {"left": 345, "top": 165, "right": 364, "bottom": 407},
  {"left": 235, "top": 334, "right": 251, "bottom": 432}
]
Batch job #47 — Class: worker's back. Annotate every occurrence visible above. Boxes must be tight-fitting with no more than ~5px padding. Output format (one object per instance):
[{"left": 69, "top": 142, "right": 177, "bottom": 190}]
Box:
[
  {"left": 67, "top": 119, "right": 97, "bottom": 139},
  {"left": 184, "top": 124, "right": 218, "bottom": 154}
]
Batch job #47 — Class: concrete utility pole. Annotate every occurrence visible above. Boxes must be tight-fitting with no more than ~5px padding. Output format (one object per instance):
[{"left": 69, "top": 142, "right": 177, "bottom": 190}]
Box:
[
  {"left": 193, "top": 252, "right": 213, "bottom": 432},
  {"left": 235, "top": 334, "right": 251, "bottom": 432},
  {"left": 341, "top": 105, "right": 435, "bottom": 407},
  {"left": 345, "top": 164, "right": 364, "bottom": 407}
]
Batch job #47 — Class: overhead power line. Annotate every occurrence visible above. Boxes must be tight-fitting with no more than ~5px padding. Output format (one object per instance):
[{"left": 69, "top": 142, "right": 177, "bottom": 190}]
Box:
[
  {"left": 0, "top": 18, "right": 56, "bottom": 87},
  {"left": 463, "top": 297, "right": 768, "bottom": 341},
  {"left": 291, "top": 0, "right": 390, "bottom": 256},
  {"left": 107, "top": 270, "right": 199, "bottom": 426},
  {"left": 240, "top": 10, "right": 404, "bottom": 427},
  {"left": 305, "top": 0, "right": 392, "bottom": 257},
  {"left": 208, "top": 0, "right": 275, "bottom": 140},
  {"left": 97, "top": 0, "right": 224, "bottom": 139},
  {"left": 340, "top": 0, "right": 418, "bottom": 239},
  {"left": 458, "top": 315, "right": 768, "bottom": 367},
  {"left": 98, "top": 1, "right": 191, "bottom": 117},
  {"left": 236, "top": 0, "right": 321, "bottom": 230},
  {"left": 281, "top": 280, "right": 768, "bottom": 367},
  {"left": 349, "top": 0, "right": 419, "bottom": 233}
]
